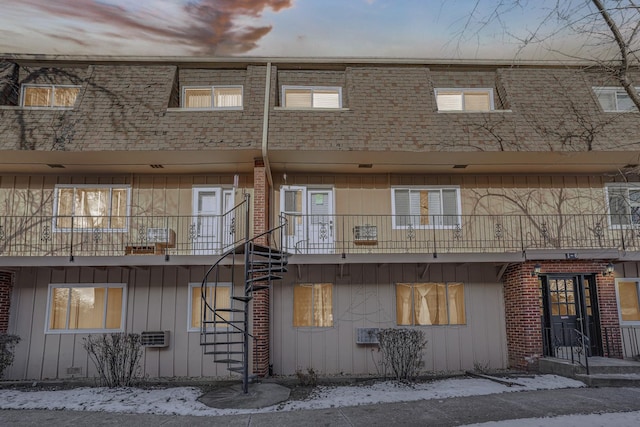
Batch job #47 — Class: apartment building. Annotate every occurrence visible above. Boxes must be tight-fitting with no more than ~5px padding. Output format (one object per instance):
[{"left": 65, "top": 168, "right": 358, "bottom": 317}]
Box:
[{"left": 0, "top": 56, "right": 639, "bottom": 382}]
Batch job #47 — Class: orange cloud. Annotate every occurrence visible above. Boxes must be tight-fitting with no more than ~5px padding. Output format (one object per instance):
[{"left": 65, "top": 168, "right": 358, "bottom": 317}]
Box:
[{"left": 11, "top": 0, "right": 293, "bottom": 55}]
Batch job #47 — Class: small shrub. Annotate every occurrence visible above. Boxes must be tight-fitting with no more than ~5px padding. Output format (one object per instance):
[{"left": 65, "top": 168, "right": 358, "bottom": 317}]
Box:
[
  {"left": 0, "top": 333, "right": 21, "bottom": 378},
  {"left": 295, "top": 367, "right": 318, "bottom": 386},
  {"left": 376, "top": 328, "right": 427, "bottom": 382},
  {"left": 83, "top": 333, "right": 143, "bottom": 387}
]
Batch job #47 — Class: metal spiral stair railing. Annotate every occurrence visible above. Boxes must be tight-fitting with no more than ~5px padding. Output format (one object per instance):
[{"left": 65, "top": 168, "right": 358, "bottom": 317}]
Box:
[{"left": 200, "top": 214, "right": 288, "bottom": 393}]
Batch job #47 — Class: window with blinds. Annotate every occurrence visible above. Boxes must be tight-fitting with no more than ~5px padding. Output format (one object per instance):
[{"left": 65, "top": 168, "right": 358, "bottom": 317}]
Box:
[
  {"left": 392, "top": 187, "right": 461, "bottom": 228},
  {"left": 616, "top": 279, "right": 640, "bottom": 322},
  {"left": 282, "top": 86, "right": 342, "bottom": 108},
  {"left": 46, "top": 283, "right": 126, "bottom": 333},
  {"left": 21, "top": 85, "right": 80, "bottom": 108},
  {"left": 594, "top": 87, "right": 639, "bottom": 112},
  {"left": 182, "top": 86, "right": 243, "bottom": 109},
  {"left": 435, "top": 88, "right": 493, "bottom": 111},
  {"left": 53, "top": 184, "right": 130, "bottom": 231},
  {"left": 606, "top": 185, "right": 640, "bottom": 227}
]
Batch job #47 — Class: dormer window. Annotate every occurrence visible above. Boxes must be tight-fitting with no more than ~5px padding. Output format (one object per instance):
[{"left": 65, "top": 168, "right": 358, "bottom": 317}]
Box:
[
  {"left": 182, "top": 86, "right": 243, "bottom": 109},
  {"left": 21, "top": 85, "right": 80, "bottom": 108},
  {"left": 594, "top": 87, "right": 639, "bottom": 112},
  {"left": 282, "top": 86, "right": 342, "bottom": 108},
  {"left": 435, "top": 88, "right": 494, "bottom": 111}
]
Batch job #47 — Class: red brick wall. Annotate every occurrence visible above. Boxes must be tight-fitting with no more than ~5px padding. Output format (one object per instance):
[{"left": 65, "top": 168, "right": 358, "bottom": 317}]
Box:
[
  {"left": 0, "top": 270, "right": 13, "bottom": 333},
  {"left": 503, "top": 260, "right": 620, "bottom": 370},
  {"left": 252, "top": 159, "right": 270, "bottom": 376}
]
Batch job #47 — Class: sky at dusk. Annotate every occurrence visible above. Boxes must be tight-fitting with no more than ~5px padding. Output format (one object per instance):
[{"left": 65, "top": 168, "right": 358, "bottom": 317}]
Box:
[{"left": 0, "top": 0, "right": 622, "bottom": 60}]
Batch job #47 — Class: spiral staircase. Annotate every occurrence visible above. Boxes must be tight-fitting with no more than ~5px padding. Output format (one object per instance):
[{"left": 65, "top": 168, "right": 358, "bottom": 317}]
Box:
[{"left": 199, "top": 196, "right": 288, "bottom": 393}]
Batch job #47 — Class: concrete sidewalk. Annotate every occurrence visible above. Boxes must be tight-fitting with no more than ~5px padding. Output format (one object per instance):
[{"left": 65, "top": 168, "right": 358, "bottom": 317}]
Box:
[{"left": 1, "top": 386, "right": 640, "bottom": 426}]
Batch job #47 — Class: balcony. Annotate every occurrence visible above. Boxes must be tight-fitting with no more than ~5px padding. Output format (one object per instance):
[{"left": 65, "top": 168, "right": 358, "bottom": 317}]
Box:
[
  {"left": 280, "top": 213, "right": 640, "bottom": 259},
  {"left": 1, "top": 212, "right": 639, "bottom": 262},
  {"left": 0, "top": 210, "right": 249, "bottom": 261}
]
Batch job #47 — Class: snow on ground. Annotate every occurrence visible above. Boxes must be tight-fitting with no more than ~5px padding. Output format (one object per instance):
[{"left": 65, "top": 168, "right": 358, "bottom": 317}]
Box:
[{"left": 0, "top": 374, "right": 584, "bottom": 416}]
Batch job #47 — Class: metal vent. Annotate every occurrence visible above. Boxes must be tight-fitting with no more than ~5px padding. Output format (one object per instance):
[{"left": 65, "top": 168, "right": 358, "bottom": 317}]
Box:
[
  {"left": 356, "top": 328, "right": 380, "bottom": 344},
  {"left": 141, "top": 331, "right": 170, "bottom": 348},
  {"left": 354, "top": 225, "right": 377, "bottom": 242},
  {"left": 147, "top": 228, "right": 175, "bottom": 244}
]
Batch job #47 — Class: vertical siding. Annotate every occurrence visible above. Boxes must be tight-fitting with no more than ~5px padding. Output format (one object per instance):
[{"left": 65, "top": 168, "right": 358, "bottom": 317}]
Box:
[
  {"left": 5, "top": 265, "right": 248, "bottom": 381},
  {"left": 272, "top": 263, "right": 507, "bottom": 376}
]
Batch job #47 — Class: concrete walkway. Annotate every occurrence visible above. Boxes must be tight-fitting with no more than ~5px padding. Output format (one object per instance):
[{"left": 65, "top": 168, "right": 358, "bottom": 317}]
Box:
[{"left": 1, "top": 386, "right": 640, "bottom": 426}]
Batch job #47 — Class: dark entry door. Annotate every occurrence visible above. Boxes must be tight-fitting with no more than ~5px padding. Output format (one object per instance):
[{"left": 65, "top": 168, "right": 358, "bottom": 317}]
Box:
[{"left": 541, "top": 274, "right": 600, "bottom": 358}]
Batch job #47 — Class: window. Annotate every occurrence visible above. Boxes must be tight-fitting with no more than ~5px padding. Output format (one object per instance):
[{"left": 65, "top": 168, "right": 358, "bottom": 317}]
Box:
[
  {"left": 21, "top": 85, "right": 80, "bottom": 108},
  {"left": 182, "top": 86, "right": 243, "bottom": 109},
  {"left": 606, "top": 185, "right": 640, "bottom": 227},
  {"left": 594, "top": 87, "right": 639, "bottom": 112},
  {"left": 392, "top": 187, "right": 461, "bottom": 228},
  {"left": 396, "top": 282, "right": 466, "bottom": 326},
  {"left": 435, "top": 88, "right": 493, "bottom": 111},
  {"left": 282, "top": 86, "right": 342, "bottom": 108},
  {"left": 293, "top": 283, "right": 333, "bottom": 327},
  {"left": 188, "top": 282, "right": 231, "bottom": 331},
  {"left": 616, "top": 279, "right": 640, "bottom": 322},
  {"left": 46, "top": 283, "right": 126, "bottom": 332},
  {"left": 53, "top": 185, "right": 130, "bottom": 231}
]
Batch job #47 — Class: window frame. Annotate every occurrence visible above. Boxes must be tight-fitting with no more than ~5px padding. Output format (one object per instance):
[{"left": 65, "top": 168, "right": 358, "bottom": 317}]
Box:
[
  {"left": 593, "top": 86, "right": 639, "bottom": 112},
  {"left": 395, "top": 282, "right": 466, "bottom": 326},
  {"left": 52, "top": 184, "right": 131, "bottom": 232},
  {"left": 293, "top": 283, "right": 334, "bottom": 328},
  {"left": 181, "top": 85, "right": 244, "bottom": 110},
  {"left": 20, "top": 84, "right": 81, "bottom": 108},
  {"left": 391, "top": 186, "right": 462, "bottom": 229},
  {"left": 605, "top": 184, "right": 640, "bottom": 228},
  {"left": 281, "top": 85, "right": 343, "bottom": 109},
  {"left": 45, "top": 283, "right": 127, "bottom": 334},
  {"left": 615, "top": 278, "right": 640, "bottom": 325},
  {"left": 434, "top": 88, "right": 494, "bottom": 112},
  {"left": 187, "top": 282, "right": 232, "bottom": 332}
]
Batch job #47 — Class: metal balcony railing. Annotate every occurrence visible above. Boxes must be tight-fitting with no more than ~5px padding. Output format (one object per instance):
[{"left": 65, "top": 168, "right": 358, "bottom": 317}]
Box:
[
  {"left": 1, "top": 211, "right": 639, "bottom": 258},
  {"left": 280, "top": 213, "right": 640, "bottom": 255},
  {"left": 0, "top": 200, "right": 250, "bottom": 258}
]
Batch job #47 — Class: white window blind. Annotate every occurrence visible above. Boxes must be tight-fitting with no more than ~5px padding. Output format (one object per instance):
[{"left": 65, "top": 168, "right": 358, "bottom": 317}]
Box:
[
  {"left": 435, "top": 89, "right": 493, "bottom": 111},
  {"left": 283, "top": 86, "right": 341, "bottom": 108},
  {"left": 393, "top": 188, "right": 460, "bottom": 228},
  {"left": 183, "top": 86, "right": 242, "bottom": 109},
  {"left": 594, "top": 87, "right": 639, "bottom": 112}
]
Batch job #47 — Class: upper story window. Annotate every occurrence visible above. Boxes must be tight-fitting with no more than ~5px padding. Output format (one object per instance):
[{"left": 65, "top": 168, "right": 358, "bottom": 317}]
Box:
[
  {"left": 392, "top": 187, "right": 461, "bottom": 229},
  {"left": 53, "top": 184, "right": 131, "bottom": 231},
  {"left": 435, "top": 88, "right": 494, "bottom": 111},
  {"left": 46, "top": 283, "right": 126, "bottom": 333},
  {"left": 282, "top": 86, "right": 342, "bottom": 108},
  {"left": 606, "top": 184, "right": 640, "bottom": 227},
  {"left": 594, "top": 87, "right": 639, "bottom": 112},
  {"left": 21, "top": 84, "right": 80, "bottom": 108},
  {"left": 182, "top": 86, "right": 243, "bottom": 109}
]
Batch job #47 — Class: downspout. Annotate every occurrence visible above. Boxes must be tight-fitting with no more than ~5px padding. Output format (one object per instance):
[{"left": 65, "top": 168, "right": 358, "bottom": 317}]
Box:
[{"left": 261, "top": 62, "right": 273, "bottom": 188}]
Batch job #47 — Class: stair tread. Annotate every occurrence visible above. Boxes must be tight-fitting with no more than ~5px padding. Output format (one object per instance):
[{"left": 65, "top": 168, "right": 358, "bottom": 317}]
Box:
[
  {"left": 247, "top": 275, "right": 282, "bottom": 283},
  {"left": 204, "top": 350, "right": 245, "bottom": 355},
  {"left": 231, "top": 296, "right": 253, "bottom": 302},
  {"left": 202, "top": 340, "right": 245, "bottom": 345},
  {"left": 213, "top": 358, "right": 243, "bottom": 364},
  {"left": 213, "top": 308, "right": 246, "bottom": 313}
]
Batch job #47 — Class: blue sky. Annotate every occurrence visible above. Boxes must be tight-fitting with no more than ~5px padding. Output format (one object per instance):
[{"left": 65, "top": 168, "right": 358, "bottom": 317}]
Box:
[{"left": 0, "top": 0, "right": 598, "bottom": 59}]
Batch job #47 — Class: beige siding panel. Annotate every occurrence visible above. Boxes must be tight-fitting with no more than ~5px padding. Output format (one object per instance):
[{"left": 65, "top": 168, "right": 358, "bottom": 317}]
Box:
[
  {"left": 272, "top": 263, "right": 507, "bottom": 376},
  {"left": 159, "top": 266, "right": 178, "bottom": 378}
]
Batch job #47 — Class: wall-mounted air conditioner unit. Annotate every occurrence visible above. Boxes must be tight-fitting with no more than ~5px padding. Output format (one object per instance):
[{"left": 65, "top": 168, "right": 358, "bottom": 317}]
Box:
[
  {"left": 356, "top": 327, "right": 380, "bottom": 344},
  {"left": 147, "top": 228, "right": 176, "bottom": 245},
  {"left": 353, "top": 225, "right": 377, "bottom": 245},
  {"left": 140, "top": 331, "right": 170, "bottom": 348}
]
